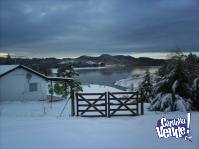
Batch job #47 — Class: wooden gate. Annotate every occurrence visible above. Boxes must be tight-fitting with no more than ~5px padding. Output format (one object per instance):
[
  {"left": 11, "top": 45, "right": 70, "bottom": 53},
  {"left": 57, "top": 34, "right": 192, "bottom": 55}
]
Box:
[
  {"left": 108, "top": 92, "right": 138, "bottom": 117},
  {"left": 75, "top": 91, "right": 142, "bottom": 117},
  {"left": 76, "top": 93, "right": 107, "bottom": 117}
]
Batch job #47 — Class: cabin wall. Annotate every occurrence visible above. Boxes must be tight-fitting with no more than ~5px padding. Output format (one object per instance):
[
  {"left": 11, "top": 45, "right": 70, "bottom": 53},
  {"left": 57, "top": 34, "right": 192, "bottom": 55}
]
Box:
[{"left": 0, "top": 68, "right": 48, "bottom": 101}]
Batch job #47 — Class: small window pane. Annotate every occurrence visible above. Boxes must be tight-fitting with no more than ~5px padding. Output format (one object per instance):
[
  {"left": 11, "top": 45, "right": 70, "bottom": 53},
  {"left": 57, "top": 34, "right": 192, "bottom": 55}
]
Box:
[{"left": 29, "top": 83, "right": 38, "bottom": 92}]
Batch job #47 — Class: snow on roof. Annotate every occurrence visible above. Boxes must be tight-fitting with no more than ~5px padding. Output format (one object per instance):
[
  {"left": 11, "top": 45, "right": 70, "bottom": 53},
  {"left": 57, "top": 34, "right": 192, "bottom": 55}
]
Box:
[
  {"left": 0, "top": 65, "right": 73, "bottom": 81},
  {"left": 0, "top": 65, "right": 19, "bottom": 75},
  {"left": 0, "top": 64, "right": 47, "bottom": 79}
]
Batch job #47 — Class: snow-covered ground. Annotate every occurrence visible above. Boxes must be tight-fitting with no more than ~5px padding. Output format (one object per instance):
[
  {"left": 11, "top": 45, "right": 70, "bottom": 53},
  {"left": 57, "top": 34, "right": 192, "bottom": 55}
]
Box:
[
  {"left": 0, "top": 85, "right": 199, "bottom": 149},
  {"left": 115, "top": 76, "right": 144, "bottom": 90},
  {"left": 115, "top": 74, "right": 158, "bottom": 91},
  {"left": 81, "top": 84, "right": 122, "bottom": 93}
]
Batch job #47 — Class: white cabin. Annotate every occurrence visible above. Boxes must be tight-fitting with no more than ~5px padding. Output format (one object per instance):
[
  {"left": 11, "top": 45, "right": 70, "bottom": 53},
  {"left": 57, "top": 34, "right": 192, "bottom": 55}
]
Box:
[{"left": 0, "top": 65, "right": 49, "bottom": 101}]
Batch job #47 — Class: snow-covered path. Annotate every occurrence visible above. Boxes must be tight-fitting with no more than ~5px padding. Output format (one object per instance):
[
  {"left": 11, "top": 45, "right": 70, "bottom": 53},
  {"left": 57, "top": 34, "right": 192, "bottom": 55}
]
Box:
[{"left": 0, "top": 85, "right": 199, "bottom": 149}]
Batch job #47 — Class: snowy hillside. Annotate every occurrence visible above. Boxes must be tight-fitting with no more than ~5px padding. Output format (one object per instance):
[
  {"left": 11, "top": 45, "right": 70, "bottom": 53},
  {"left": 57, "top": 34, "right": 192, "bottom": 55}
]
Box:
[
  {"left": 81, "top": 84, "right": 122, "bottom": 93},
  {"left": 114, "top": 74, "right": 157, "bottom": 91},
  {"left": 114, "top": 76, "right": 144, "bottom": 90}
]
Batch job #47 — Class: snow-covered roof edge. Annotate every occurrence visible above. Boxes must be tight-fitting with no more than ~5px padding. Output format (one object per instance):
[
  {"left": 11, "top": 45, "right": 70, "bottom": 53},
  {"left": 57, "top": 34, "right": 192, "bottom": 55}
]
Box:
[
  {"left": 0, "top": 65, "right": 19, "bottom": 75},
  {"left": 0, "top": 65, "right": 73, "bottom": 81}
]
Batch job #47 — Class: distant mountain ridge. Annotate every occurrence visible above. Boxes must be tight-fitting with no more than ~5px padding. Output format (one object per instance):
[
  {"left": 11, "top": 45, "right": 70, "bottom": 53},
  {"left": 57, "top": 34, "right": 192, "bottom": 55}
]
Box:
[
  {"left": 0, "top": 54, "right": 167, "bottom": 75},
  {"left": 74, "top": 54, "right": 166, "bottom": 66}
]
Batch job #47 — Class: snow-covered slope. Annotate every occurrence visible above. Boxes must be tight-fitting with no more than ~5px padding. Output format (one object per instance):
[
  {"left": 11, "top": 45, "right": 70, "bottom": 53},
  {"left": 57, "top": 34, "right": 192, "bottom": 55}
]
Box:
[
  {"left": 82, "top": 84, "right": 122, "bottom": 93},
  {"left": 114, "top": 76, "right": 144, "bottom": 90},
  {"left": 114, "top": 74, "right": 157, "bottom": 91}
]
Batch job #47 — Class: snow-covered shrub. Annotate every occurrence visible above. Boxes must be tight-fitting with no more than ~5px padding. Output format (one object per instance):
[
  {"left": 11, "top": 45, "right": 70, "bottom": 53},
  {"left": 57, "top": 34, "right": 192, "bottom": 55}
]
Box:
[
  {"left": 150, "top": 93, "right": 191, "bottom": 112},
  {"left": 192, "top": 77, "right": 199, "bottom": 110},
  {"left": 175, "top": 95, "right": 192, "bottom": 112},
  {"left": 150, "top": 93, "right": 172, "bottom": 111},
  {"left": 150, "top": 52, "right": 199, "bottom": 112}
]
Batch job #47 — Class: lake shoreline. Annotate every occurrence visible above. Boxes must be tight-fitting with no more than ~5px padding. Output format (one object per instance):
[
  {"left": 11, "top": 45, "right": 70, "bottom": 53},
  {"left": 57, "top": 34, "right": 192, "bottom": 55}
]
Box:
[{"left": 76, "top": 66, "right": 159, "bottom": 90}]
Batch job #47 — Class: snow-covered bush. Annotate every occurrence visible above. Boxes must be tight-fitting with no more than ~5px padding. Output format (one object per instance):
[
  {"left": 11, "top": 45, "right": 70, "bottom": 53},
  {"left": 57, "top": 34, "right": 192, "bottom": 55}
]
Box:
[
  {"left": 150, "top": 93, "right": 191, "bottom": 112},
  {"left": 192, "top": 77, "right": 199, "bottom": 110},
  {"left": 150, "top": 52, "right": 199, "bottom": 112}
]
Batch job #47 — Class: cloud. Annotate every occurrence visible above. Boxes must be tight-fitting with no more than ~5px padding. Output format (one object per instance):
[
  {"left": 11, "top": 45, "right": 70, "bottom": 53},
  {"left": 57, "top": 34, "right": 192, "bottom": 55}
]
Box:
[{"left": 0, "top": 0, "right": 198, "bottom": 57}]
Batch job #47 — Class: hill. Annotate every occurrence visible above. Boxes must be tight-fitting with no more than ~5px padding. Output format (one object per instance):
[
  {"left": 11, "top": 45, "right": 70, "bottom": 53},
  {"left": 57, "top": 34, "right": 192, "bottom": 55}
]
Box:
[
  {"left": 0, "top": 54, "right": 166, "bottom": 75},
  {"left": 74, "top": 54, "right": 166, "bottom": 66}
]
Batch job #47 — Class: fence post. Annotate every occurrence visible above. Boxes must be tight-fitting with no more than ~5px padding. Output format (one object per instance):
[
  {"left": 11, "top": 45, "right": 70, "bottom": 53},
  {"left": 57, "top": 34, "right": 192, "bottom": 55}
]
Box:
[
  {"left": 141, "top": 101, "right": 144, "bottom": 115},
  {"left": 76, "top": 93, "right": 79, "bottom": 116},
  {"left": 140, "top": 93, "right": 144, "bottom": 115},
  {"left": 105, "top": 92, "right": 108, "bottom": 117},
  {"left": 70, "top": 86, "right": 75, "bottom": 116},
  {"left": 107, "top": 92, "right": 110, "bottom": 117},
  {"left": 136, "top": 92, "right": 139, "bottom": 115}
]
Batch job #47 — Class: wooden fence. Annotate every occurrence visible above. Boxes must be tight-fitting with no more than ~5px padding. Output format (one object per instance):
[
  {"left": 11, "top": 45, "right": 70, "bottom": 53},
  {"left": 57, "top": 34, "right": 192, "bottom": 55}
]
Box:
[
  {"left": 108, "top": 92, "right": 138, "bottom": 117},
  {"left": 76, "top": 93, "right": 107, "bottom": 117},
  {"left": 73, "top": 91, "right": 144, "bottom": 117}
]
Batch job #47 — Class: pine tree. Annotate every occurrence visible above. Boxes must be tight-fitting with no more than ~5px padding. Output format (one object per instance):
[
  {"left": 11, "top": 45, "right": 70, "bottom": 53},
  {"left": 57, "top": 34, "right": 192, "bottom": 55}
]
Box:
[
  {"left": 187, "top": 54, "right": 199, "bottom": 110},
  {"left": 139, "top": 70, "right": 153, "bottom": 102},
  {"left": 52, "top": 64, "right": 82, "bottom": 97},
  {"left": 150, "top": 52, "right": 199, "bottom": 112},
  {"left": 192, "top": 78, "right": 199, "bottom": 110}
]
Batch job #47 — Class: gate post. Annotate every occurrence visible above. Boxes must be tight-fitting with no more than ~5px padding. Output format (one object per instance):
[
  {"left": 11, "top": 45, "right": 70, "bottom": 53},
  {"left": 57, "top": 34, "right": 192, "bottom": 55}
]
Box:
[
  {"left": 107, "top": 92, "right": 110, "bottom": 118},
  {"left": 136, "top": 92, "right": 139, "bottom": 115},
  {"left": 76, "top": 93, "right": 79, "bottom": 116},
  {"left": 105, "top": 92, "right": 108, "bottom": 117},
  {"left": 140, "top": 92, "right": 144, "bottom": 115},
  {"left": 141, "top": 100, "right": 144, "bottom": 115},
  {"left": 70, "top": 86, "right": 75, "bottom": 116}
]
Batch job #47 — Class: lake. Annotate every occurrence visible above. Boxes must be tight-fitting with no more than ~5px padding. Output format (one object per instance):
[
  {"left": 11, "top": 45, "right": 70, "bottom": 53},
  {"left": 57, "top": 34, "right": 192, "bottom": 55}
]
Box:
[{"left": 75, "top": 66, "right": 159, "bottom": 90}]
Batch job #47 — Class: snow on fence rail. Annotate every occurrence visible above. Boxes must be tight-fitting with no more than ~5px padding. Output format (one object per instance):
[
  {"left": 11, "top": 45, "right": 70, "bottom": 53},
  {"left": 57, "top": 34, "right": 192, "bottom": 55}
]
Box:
[{"left": 73, "top": 91, "right": 144, "bottom": 117}]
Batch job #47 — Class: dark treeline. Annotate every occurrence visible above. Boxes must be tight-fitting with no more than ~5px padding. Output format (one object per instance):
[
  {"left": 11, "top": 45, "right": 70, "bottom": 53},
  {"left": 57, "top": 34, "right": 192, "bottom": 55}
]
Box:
[
  {"left": 0, "top": 54, "right": 167, "bottom": 75},
  {"left": 0, "top": 57, "right": 61, "bottom": 75}
]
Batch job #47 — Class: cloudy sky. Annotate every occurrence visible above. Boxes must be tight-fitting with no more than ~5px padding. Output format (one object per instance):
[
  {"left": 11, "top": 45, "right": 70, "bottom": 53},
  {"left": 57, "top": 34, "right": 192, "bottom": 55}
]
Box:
[{"left": 0, "top": 0, "right": 199, "bottom": 58}]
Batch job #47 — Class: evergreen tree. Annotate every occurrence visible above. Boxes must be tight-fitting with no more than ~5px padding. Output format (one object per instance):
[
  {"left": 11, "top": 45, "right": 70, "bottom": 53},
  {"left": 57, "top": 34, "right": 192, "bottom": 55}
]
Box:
[
  {"left": 139, "top": 70, "right": 153, "bottom": 102},
  {"left": 192, "top": 78, "right": 199, "bottom": 110},
  {"left": 186, "top": 53, "right": 199, "bottom": 80},
  {"left": 51, "top": 64, "right": 82, "bottom": 97},
  {"left": 150, "top": 52, "right": 199, "bottom": 112},
  {"left": 187, "top": 54, "right": 199, "bottom": 110}
]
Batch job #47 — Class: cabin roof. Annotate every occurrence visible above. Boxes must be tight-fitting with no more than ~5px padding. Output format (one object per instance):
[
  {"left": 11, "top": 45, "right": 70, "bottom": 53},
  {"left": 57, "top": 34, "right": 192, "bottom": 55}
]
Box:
[
  {"left": 0, "top": 65, "right": 19, "bottom": 75},
  {"left": 0, "top": 65, "right": 73, "bottom": 81}
]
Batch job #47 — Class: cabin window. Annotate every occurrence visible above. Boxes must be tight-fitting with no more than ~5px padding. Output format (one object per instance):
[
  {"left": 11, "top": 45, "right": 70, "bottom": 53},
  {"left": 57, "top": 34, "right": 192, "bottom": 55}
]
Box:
[{"left": 29, "top": 83, "right": 38, "bottom": 92}]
